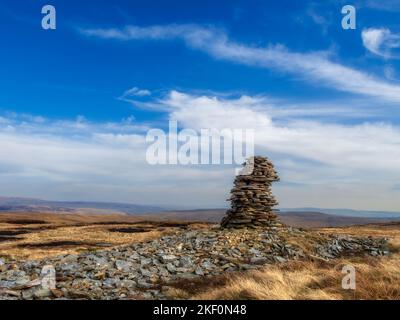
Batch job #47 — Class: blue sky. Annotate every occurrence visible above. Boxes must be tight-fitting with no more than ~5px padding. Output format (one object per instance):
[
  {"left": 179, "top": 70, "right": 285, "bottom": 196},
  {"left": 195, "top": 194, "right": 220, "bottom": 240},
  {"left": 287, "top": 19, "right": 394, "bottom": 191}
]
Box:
[{"left": 0, "top": 0, "right": 400, "bottom": 210}]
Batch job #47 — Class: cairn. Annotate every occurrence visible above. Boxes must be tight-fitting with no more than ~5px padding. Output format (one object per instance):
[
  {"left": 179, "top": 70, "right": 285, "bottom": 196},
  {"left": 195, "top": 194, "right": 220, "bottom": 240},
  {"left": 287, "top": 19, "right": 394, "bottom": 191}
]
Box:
[{"left": 221, "top": 156, "right": 280, "bottom": 228}]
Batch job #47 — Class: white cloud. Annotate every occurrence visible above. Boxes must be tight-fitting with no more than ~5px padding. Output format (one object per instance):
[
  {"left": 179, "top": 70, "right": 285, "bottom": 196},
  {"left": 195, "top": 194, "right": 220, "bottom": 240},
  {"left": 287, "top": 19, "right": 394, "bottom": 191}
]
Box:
[
  {"left": 362, "top": 28, "right": 400, "bottom": 59},
  {"left": 163, "top": 91, "right": 272, "bottom": 129},
  {"left": 154, "top": 91, "right": 400, "bottom": 173},
  {"left": 1, "top": 90, "right": 400, "bottom": 210},
  {"left": 0, "top": 114, "right": 232, "bottom": 207},
  {"left": 82, "top": 24, "right": 400, "bottom": 102}
]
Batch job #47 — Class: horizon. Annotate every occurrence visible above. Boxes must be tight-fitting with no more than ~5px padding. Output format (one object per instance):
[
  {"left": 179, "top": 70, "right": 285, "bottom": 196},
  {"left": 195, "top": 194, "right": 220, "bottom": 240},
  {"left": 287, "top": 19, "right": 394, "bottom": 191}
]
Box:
[
  {"left": 1, "top": 194, "right": 400, "bottom": 215},
  {"left": 1, "top": 1, "right": 400, "bottom": 211}
]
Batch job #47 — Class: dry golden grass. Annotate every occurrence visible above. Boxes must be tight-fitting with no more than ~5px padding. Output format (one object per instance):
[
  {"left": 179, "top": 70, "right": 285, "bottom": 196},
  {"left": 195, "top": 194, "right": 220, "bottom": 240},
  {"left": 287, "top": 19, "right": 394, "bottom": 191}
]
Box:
[
  {"left": 168, "top": 223, "right": 400, "bottom": 300},
  {"left": 184, "top": 255, "right": 399, "bottom": 300},
  {"left": 0, "top": 212, "right": 199, "bottom": 260},
  {"left": 3, "top": 225, "right": 164, "bottom": 260}
]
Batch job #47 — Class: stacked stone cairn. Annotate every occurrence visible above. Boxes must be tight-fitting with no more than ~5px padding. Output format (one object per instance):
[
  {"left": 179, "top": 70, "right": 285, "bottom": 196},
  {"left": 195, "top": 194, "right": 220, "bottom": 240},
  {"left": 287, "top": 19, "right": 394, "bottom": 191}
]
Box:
[{"left": 221, "top": 156, "right": 280, "bottom": 228}]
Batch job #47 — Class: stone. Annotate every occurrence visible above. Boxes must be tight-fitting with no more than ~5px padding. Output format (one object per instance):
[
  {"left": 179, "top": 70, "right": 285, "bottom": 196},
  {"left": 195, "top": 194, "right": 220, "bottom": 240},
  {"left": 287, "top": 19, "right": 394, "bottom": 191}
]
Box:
[
  {"left": 221, "top": 263, "right": 232, "bottom": 270},
  {"left": 140, "top": 268, "right": 154, "bottom": 277},
  {"left": 201, "top": 260, "right": 216, "bottom": 270},
  {"left": 250, "top": 257, "right": 269, "bottom": 264},
  {"left": 240, "top": 264, "right": 258, "bottom": 270},
  {"left": 249, "top": 248, "right": 261, "bottom": 255},
  {"left": 3, "top": 289, "right": 20, "bottom": 297},
  {"left": 94, "top": 270, "right": 106, "bottom": 280},
  {"left": 166, "top": 263, "right": 176, "bottom": 273},
  {"left": 40, "top": 265, "right": 56, "bottom": 290},
  {"left": 118, "top": 280, "right": 136, "bottom": 289},
  {"left": 195, "top": 266, "right": 204, "bottom": 276},
  {"left": 15, "top": 276, "right": 31, "bottom": 286},
  {"left": 140, "top": 258, "right": 152, "bottom": 266},
  {"left": 130, "top": 252, "right": 140, "bottom": 260},
  {"left": 157, "top": 267, "right": 170, "bottom": 277},
  {"left": 34, "top": 288, "right": 52, "bottom": 299},
  {"left": 137, "top": 279, "right": 153, "bottom": 289},
  {"left": 274, "top": 256, "right": 287, "bottom": 263},
  {"left": 221, "top": 156, "right": 280, "bottom": 228},
  {"left": 103, "top": 278, "right": 118, "bottom": 288},
  {"left": 178, "top": 273, "right": 198, "bottom": 280},
  {"left": 178, "top": 256, "right": 193, "bottom": 268},
  {"left": 92, "top": 257, "right": 110, "bottom": 268},
  {"left": 67, "top": 290, "right": 91, "bottom": 299},
  {"left": 161, "top": 255, "right": 177, "bottom": 263},
  {"left": 60, "top": 263, "right": 78, "bottom": 273},
  {"left": 22, "top": 289, "right": 35, "bottom": 300},
  {"left": 115, "top": 260, "right": 132, "bottom": 271},
  {"left": 60, "top": 254, "right": 78, "bottom": 264},
  {"left": 0, "top": 280, "right": 16, "bottom": 289},
  {"left": 185, "top": 231, "right": 198, "bottom": 239},
  {"left": 51, "top": 289, "right": 64, "bottom": 298}
]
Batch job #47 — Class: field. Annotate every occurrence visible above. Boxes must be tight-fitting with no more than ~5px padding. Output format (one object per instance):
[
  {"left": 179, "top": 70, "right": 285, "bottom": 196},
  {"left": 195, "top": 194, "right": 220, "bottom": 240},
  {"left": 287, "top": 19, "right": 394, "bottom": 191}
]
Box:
[
  {"left": 1, "top": 212, "right": 399, "bottom": 300},
  {"left": 0, "top": 212, "right": 206, "bottom": 260}
]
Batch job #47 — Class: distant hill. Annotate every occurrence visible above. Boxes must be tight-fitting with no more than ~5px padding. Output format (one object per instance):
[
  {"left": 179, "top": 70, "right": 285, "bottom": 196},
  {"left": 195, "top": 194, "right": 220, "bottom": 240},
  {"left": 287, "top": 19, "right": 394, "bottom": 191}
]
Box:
[
  {"left": 281, "top": 207, "right": 400, "bottom": 218},
  {"left": 0, "top": 197, "right": 164, "bottom": 214},
  {"left": 1, "top": 196, "right": 400, "bottom": 228},
  {"left": 278, "top": 211, "right": 399, "bottom": 228},
  {"left": 146, "top": 209, "right": 226, "bottom": 222},
  {"left": 145, "top": 209, "right": 400, "bottom": 228}
]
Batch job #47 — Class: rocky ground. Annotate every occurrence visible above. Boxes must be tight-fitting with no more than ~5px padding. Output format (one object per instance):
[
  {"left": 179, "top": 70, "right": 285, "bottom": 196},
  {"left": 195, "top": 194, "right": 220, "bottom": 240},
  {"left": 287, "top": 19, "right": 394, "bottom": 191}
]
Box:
[{"left": 0, "top": 225, "right": 390, "bottom": 300}]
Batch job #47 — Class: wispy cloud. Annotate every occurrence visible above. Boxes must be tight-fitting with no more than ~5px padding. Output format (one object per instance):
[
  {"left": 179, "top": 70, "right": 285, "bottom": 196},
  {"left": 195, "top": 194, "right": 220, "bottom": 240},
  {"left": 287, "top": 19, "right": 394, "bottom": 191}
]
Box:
[
  {"left": 365, "top": 0, "right": 400, "bottom": 11},
  {"left": 362, "top": 28, "right": 400, "bottom": 59},
  {"left": 118, "top": 86, "right": 152, "bottom": 106},
  {"left": 306, "top": 6, "right": 331, "bottom": 34},
  {"left": 384, "top": 64, "right": 400, "bottom": 81},
  {"left": 121, "top": 86, "right": 151, "bottom": 97},
  {"left": 81, "top": 24, "right": 400, "bottom": 102}
]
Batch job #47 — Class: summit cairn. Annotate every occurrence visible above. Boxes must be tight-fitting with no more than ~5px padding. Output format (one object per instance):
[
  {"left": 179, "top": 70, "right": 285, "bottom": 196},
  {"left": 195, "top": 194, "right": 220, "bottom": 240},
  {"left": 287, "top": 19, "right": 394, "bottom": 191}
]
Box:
[{"left": 221, "top": 156, "right": 280, "bottom": 228}]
